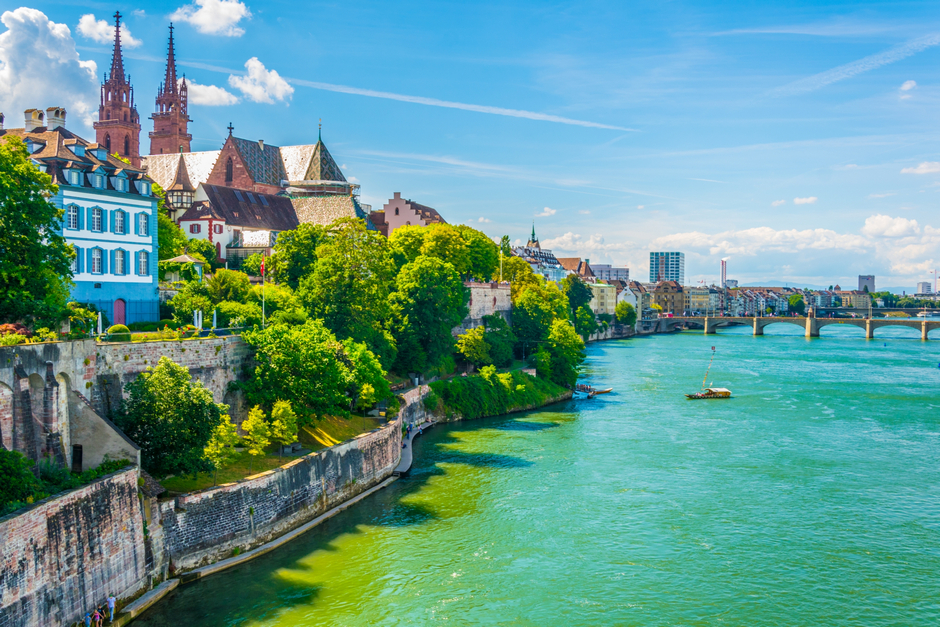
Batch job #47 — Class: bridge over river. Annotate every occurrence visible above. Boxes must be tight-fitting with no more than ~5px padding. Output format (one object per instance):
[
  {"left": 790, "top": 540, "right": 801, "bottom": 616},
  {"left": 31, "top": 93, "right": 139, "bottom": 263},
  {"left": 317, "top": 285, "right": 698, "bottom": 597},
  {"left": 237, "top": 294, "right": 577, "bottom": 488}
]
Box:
[{"left": 660, "top": 316, "right": 940, "bottom": 340}]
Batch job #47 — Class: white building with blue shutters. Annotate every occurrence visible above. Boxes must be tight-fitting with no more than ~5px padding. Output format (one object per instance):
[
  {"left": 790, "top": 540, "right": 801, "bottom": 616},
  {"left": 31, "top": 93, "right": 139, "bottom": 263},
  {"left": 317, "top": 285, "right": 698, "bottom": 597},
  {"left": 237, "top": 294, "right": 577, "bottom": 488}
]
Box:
[{"left": 1, "top": 108, "right": 159, "bottom": 325}]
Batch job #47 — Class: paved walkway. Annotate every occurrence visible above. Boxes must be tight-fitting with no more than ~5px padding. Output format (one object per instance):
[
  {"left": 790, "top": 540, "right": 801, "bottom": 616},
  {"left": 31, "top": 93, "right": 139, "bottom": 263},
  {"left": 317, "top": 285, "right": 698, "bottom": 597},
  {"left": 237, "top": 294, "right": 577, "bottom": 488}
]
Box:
[{"left": 393, "top": 420, "right": 435, "bottom": 476}]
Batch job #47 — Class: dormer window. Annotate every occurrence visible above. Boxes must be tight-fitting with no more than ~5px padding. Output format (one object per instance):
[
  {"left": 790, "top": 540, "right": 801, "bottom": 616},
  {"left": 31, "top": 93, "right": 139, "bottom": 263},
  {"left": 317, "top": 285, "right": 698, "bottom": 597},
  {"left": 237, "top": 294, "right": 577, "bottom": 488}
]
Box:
[
  {"left": 95, "top": 148, "right": 108, "bottom": 160},
  {"left": 68, "top": 170, "right": 82, "bottom": 186},
  {"left": 136, "top": 181, "right": 151, "bottom": 196},
  {"left": 68, "top": 144, "right": 86, "bottom": 158}
]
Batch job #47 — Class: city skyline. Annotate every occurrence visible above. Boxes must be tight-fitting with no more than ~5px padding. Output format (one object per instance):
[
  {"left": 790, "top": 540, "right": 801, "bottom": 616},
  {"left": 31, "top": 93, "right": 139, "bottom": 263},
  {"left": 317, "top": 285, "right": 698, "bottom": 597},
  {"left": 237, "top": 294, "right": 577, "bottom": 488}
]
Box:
[{"left": 2, "top": 1, "right": 940, "bottom": 287}]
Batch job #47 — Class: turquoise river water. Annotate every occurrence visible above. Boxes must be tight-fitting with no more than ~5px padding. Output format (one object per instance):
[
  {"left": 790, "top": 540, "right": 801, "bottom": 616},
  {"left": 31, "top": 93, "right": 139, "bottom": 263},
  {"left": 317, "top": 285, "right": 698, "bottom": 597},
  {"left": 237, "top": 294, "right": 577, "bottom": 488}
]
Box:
[{"left": 136, "top": 325, "right": 940, "bottom": 626}]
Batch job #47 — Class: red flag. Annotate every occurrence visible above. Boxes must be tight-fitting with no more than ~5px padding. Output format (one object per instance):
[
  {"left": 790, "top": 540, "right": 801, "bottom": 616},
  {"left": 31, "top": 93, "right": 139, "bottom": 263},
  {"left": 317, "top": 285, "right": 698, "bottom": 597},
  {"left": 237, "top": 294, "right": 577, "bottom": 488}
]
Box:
[{"left": 260, "top": 257, "right": 265, "bottom": 276}]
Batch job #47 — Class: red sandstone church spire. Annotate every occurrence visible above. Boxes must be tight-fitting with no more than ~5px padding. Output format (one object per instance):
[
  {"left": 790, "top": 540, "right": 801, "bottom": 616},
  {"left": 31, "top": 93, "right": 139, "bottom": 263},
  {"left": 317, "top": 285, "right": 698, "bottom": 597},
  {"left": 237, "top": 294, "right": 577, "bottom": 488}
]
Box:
[
  {"left": 150, "top": 24, "right": 192, "bottom": 155},
  {"left": 93, "top": 11, "right": 141, "bottom": 166}
]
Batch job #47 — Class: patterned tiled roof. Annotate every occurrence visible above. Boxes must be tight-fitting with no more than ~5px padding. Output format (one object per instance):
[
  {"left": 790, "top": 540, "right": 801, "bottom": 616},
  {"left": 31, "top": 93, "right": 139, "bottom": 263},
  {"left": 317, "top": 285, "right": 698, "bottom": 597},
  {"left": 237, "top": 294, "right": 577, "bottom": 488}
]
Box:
[
  {"left": 290, "top": 195, "right": 374, "bottom": 229},
  {"left": 142, "top": 150, "right": 220, "bottom": 190},
  {"left": 279, "top": 144, "right": 317, "bottom": 181},
  {"left": 305, "top": 141, "right": 346, "bottom": 182},
  {"left": 231, "top": 137, "right": 287, "bottom": 186},
  {"left": 179, "top": 184, "right": 299, "bottom": 231}
]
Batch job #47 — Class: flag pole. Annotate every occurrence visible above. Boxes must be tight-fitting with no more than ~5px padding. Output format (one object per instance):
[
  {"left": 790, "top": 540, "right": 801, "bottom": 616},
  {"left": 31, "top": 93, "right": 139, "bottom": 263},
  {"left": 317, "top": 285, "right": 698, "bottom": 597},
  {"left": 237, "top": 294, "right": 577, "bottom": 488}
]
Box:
[{"left": 261, "top": 255, "right": 266, "bottom": 329}]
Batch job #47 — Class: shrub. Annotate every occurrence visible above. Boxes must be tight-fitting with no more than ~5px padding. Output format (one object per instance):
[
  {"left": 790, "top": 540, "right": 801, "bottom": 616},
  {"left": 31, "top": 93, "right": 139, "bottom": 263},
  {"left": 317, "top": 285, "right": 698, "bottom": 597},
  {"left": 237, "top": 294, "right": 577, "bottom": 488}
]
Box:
[
  {"left": 108, "top": 324, "right": 131, "bottom": 342},
  {"left": 428, "top": 370, "right": 566, "bottom": 420}
]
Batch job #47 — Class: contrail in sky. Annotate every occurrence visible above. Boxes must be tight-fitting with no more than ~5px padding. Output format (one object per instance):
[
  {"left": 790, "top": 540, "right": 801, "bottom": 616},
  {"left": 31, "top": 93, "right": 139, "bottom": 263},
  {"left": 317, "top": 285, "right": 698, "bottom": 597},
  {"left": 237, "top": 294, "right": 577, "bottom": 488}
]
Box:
[
  {"left": 172, "top": 59, "right": 633, "bottom": 131},
  {"left": 769, "top": 32, "right": 940, "bottom": 97},
  {"left": 285, "top": 77, "right": 635, "bottom": 131}
]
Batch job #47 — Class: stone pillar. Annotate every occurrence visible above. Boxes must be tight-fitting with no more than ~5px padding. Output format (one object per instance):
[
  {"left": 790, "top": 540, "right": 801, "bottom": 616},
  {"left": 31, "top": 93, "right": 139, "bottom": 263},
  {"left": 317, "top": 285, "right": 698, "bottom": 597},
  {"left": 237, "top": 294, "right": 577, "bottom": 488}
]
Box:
[
  {"left": 923, "top": 321, "right": 929, "bottom": 341},
  {"left": 865, "top": 320, "right": 874, "bottom": 339},
  {"left": 753, "top": 317, "right": 764, "bottom": 336},
  {"left": 805, "top": 317, "right": 819, "bottom": 338},
  {"left": 704, "top": 317, "right": 716, "bottom": 334}
]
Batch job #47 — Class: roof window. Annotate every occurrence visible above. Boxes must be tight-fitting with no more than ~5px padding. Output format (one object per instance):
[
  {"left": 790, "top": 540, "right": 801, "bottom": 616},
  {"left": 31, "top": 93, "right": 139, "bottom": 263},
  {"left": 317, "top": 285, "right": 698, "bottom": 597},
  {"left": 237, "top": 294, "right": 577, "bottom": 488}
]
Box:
[
  {"left": 259, "top": 195, "right": 269, "bottom": 206},
  {"left": 246, "top": 192, "right": 257, "bottom": 204},
  {"left": 234, "top": 190, "right": 244, "bottom": 201}
]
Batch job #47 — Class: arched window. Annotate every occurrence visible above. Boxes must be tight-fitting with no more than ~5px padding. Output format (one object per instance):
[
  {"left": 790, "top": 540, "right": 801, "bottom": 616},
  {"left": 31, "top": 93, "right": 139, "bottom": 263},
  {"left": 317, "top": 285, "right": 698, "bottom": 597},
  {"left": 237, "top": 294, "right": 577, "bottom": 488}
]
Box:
[
  {"left": 124, "top": 112, "right": 128, "bottom": 121},
  {"left": 395, "top": 208, "right": 399, "bottom": 215},
  {"left": 105, "top": 135, "right": 111, "bottom": 152},
  {"left": 124, "top": 135, "right": 129, "bottom": 156},
  {"left": 114, "top": 249, "right": 126, "bottom": 275},
  {"left": 225, "top": 157, "right": 234, "bottom": 183}
]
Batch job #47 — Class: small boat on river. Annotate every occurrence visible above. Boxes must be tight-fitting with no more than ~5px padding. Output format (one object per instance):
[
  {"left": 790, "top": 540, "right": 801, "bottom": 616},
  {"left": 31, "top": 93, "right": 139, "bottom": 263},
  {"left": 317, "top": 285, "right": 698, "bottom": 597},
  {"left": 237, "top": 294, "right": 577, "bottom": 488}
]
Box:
[
  {"left": 573, "top": 383, "right": 612, "bottom": 399},
  {"left": 687, "top": 346, "right": 732, "bottom": 399}
]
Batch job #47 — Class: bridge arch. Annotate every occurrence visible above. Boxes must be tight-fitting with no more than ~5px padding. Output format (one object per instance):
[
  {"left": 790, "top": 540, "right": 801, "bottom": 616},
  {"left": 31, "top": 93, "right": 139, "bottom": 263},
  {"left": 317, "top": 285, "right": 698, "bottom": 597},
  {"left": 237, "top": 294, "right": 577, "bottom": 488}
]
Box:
[{"left": 815, "top": 320, "right": 867, "bottom": 337}]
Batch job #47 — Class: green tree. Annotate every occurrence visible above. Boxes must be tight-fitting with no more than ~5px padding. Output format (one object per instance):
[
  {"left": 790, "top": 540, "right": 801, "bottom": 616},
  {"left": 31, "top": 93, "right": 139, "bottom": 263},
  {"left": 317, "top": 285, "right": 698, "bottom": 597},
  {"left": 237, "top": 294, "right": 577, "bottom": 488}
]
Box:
[
  {"left": 574, "top": 305, "right": 598, "bottom": 339},
  {"left": 539, "top": 319, "right": 586, "bottom": 387},
  {"left": 387, "top": 224, "right": 428, "bottom": 269},
  {"left": 615, "top": 301, "right": 637, "bottom": 326},
  {"left": 456, "top": 326, "right": 491, "bottom": 368},
  {"left": 215, "top": 301, "right": 263, "bottom": 327},
  {"left": 298, "top": 218, "right": 397, "bottom": 367},
  {"left": 241, "top": 253, "right": 264, "bottom": 277},
  {"left": 455, "top": 225, "right": 499, "bottom": 281},
  {"left": 501, "top": 255, "right": 543, "bottom": 301},
  {"left": 206, "top": 268, "right": 252, "bottom": 303},
  {"left": 269, "top": 400, "right": 299, "bottom": 459},
  {"left": 243, "top": 320, "right": 366, "bottom": 424},
  {"left": 184, "top": 238, "right": 222, "bottom": 270},
  {"left": 787, "top": 294, "right": 806, "bottom": 316},
  {"left": 562, "top": 275, "right": 594, "bottom": 316},
  {"left": 203, "top": 419, "right": 239, "bottom": 485},
  {"left": 420, "top": 224, "right": 470, "bottom": 274},
  {"left": 169, "top": 280, "right": 213, "bottom": 324},
  {"left": 113, "top": 356, "right": 228, "bottom": 477},
  {"left": 269, "top": 222, "right": 328, "bottom": 289},
  {"left": 242, "top": 406, "right": 271, "bottom": 474},
  {"left": 0, "top": 448, "right": 40, "bottom": 511},
  {"left": 158, "top": 213, "right": 188, "bottom": 260},
  {"left": 482, "top": 313, "right": 516, "bottom": 367},
  {"left": 499, "top": 235, "right": 512, "bottom": 257},
  {"left": 0, "top": 136, "right": 74, "bottom": 327},
  {"left": 341, "top": 338, "right": 391, "bottom": 411},
  {"left": 389, "top": 256, "right": 469, "bottom": 374},
  {"left": 512, "top": 282, "right": 569, "bottom": 348}
]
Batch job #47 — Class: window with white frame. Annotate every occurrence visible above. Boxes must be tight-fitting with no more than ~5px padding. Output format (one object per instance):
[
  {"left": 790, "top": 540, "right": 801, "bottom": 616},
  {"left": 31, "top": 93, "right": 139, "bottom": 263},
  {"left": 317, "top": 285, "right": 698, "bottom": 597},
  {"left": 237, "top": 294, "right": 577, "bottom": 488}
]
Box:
[
  {"left": 138, "top": 250, "right": 148, "bottom": 275},
  {"left": 67, "top": 205, "right": 79, "bottom": 230},
  {"left": 114, "top": 211, "right": 125, "bottom": 234},
  {"left": 69, "top": 170, "right": 81, "bottom": 185},
  {"left": 91, "top": 207, "right": 103, "bottom": 232},
  {"left": 114, "top": 249, "right": 125, "bottom": 275},
  {"left": 92, "top": 249, "right": 102, "bottom": 274},
  {"left": 190, "top": 224, "right": 201, "bottom": 234},
  {"left": 70, "top": 254, "right": 78, "bottom": 273},
  {"left": 138, "top": 213, "right": 149, "bottom": 236}
]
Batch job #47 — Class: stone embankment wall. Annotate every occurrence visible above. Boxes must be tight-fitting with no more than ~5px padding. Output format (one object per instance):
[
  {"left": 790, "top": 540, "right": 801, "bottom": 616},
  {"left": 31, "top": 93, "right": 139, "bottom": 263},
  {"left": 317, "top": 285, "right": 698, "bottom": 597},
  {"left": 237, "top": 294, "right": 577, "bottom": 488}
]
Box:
[
  {"left": 587, "top": 324, "right": 635, "bottom": 343},
  {"left": 148, "top": 415, "right": 403, "bottom": 573},
  {"left": 0, "top": 467, "right": 146, "bottom": 627}
]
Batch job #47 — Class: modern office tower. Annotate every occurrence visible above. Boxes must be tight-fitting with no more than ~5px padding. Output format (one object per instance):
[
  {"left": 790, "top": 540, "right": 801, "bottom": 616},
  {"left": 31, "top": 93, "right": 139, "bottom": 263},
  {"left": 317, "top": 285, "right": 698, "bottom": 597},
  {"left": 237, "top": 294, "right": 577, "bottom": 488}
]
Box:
[
  {"left": 916, "top": 281, "right": 932, "bottom": 295},
  {"left": 649, "top": 251, "right": 685, "bottom": 284},
  {"left": 720, "top": 258, "right": 727, "bottom": 288},
  {"left": 858, "top": 275, "right": 875, "bottom": 292}
]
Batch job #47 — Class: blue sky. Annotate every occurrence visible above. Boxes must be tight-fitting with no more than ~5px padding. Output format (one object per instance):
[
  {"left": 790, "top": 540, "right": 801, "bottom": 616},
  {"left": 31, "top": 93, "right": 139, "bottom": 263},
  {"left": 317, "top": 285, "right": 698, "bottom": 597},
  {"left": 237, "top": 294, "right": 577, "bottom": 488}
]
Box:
[{"left": 3, "top": 0, "right": 940, "bottom": 290}]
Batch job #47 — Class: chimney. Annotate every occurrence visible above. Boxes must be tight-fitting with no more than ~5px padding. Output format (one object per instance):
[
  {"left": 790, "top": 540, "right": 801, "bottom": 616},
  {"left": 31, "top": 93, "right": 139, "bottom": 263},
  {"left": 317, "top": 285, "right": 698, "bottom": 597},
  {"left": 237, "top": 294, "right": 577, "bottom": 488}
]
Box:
[
  {"left": 394, "top": 192, "right": 401, "bottom": 200},
  {"left": 0, "top": 112, "right": 4, "bottom": 130},
  {"left": 45, "top": 107, "right": 66, "bottom": 130},
  {"left": 24, "top": 108, "right": 44, "bottom": 132},
  {"left": 258, "top": 139, "right": 264, "bottom": 151}
]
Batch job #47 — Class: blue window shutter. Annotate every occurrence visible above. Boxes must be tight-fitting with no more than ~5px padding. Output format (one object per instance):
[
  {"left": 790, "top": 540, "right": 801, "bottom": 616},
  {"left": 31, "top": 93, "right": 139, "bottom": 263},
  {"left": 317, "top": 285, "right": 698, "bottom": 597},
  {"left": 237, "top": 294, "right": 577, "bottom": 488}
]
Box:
[
  {"left": 75, "top": 246, "right": 82, "bottom": 273},
  {"left": 87, "top": 207, "right": 94, "bottom": 231},
  {"left": 109, "top": 249, "right": 115, "bottom": 274},
  {"left": 76, "top": 206, "right": 84, "bottom": 230},
  {"left": 133, "top": 213, "right": 139, "bottom": 235},
  {"left": 100, "top": 248, "right": 107, "bottom": 274},
  {"left": 86, "top": 248, "right": 93, "bottom": 273},
  {"left": 109, "top": 210, "right": 115, "bottom": 233},
  {"left": 134, "top": 251, "right": 140, "bottom": 275}
]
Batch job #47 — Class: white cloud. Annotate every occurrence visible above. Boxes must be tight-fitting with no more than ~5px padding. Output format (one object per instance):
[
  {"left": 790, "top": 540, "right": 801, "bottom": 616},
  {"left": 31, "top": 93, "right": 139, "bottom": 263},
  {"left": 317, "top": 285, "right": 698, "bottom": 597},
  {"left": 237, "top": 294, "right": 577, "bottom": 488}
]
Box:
[
  {"left": 478, "top": 217, "right": 491, "bottom": 223},
  {"left": 901, "top": 161, "right": 940, "bottom": 174},
  {"left": 578, "top": 210, "right": 591, "bottom": 215},
  {"left": 637, "top": 205, "right": 645, "bottom": 209},
  {"left": 77, "top": 14, "right": 141, "bottom": 48},
  {"left": 868, "top": 192, "right": 895, "bottom": 198},
  {"left": 185, "top": 78, "right": 239, "bottom": 105},
  {"left": 651, "top": 226, "right": 868, "bottom": 256},
  {"left": 228, "top": 57, "right": 293, "bottom": 103},
  {"left": 348, "top": 176, "right": 360, "bottom": 184},
  {"left": 536, "top": 207, "right": 556, "bottom": 217},
  {"left": 900, "top": 80, "right": 917, "bottom": 91},
  {"left": 793, "top": 196, "right": 817, "bottom": 204},
  {"left": 861, "top": 214, "right": 920, "bottom": 238},
  {"left": 542, "top": 232, "right": 627, "bottom": 257},
  {"left": 770, "top": 33, "right": 940, "bottom": 97},
  {"left": 171, "top": 0, "right": 251, "bottom": 37},
  {"left": 0, "top": 8, "right": 98, "bottom": 127},
  {"left": 771, "top": 199, "right": 786, "bottom": 207}
]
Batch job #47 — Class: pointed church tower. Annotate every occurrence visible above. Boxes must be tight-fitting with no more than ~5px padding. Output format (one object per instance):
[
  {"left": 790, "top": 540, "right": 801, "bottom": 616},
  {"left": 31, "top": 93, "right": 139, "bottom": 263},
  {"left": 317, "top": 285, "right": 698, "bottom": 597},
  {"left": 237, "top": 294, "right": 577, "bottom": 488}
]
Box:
[
  {"left": 150, "top": 24, "right": 192, "bottom": 155},
  {"left": 527, "top": 221, "right": 540, "bottom": 249},
  {"left": 94, "top": 12, "right": 141, "bottom": 166}
]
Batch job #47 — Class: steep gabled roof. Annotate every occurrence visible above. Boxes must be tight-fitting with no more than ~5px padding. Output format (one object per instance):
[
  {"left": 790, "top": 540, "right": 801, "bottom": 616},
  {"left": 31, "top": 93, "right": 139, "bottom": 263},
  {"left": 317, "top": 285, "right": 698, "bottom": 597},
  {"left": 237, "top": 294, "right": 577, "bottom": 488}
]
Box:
[
  {"left": 406, "top": 199, "right": 445, "bottom": 225},
  {"left": 290, "top": 195, "right": 374, "bottom": 228},
  {"left": 179, "top": 184, "right": 299, "bottom": 231},
  {"left": 142, "top": 150, "right": 220, "bottom": 189},
  {"left": 167, "top": 152, "right": 196, "bottom": 191},
  {"left": 231, "top": 137, "right": 288, "bottom": 186},
  {"left": 304, "top": 140, "right": 346, "bottom": 182}
]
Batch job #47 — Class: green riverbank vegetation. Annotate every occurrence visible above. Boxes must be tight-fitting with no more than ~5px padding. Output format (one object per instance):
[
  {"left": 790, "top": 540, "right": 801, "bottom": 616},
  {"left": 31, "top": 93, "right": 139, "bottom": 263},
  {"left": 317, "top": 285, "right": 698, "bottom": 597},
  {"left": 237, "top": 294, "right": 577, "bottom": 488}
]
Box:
[{"left": 424, "top": 368, "right": 569, "bottom": 420}]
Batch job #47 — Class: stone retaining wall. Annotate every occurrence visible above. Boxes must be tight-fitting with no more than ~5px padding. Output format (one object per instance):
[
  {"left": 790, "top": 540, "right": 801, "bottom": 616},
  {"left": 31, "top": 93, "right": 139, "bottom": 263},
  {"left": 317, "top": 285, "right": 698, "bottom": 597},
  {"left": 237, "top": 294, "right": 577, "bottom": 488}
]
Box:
[{"left": 0, "top": 468, "right": 146, "bottom": 627}]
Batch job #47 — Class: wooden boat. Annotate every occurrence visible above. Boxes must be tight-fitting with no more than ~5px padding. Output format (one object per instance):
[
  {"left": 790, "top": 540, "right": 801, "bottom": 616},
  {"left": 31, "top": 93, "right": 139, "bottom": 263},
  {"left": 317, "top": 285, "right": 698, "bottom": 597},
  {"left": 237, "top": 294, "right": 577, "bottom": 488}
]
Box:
[
  {"left": 686, "top": 387, "right": 732, "bottom": 400},
  {"left": 687, "top": 346, "right": 731, "bottom": 399},
  {"left": 572, "top": 384, "right": 612, "bottom": 399}
]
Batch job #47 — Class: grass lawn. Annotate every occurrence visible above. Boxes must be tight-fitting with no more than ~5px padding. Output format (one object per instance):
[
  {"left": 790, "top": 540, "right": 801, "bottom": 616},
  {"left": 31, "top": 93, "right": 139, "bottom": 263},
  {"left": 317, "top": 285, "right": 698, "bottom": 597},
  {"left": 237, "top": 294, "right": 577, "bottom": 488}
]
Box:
[
  {"left": 159, "top": 414, "right": 384, "bottom": 494},
  {"left": 300, "top": 414, "right": 383, "bottom": 451}
]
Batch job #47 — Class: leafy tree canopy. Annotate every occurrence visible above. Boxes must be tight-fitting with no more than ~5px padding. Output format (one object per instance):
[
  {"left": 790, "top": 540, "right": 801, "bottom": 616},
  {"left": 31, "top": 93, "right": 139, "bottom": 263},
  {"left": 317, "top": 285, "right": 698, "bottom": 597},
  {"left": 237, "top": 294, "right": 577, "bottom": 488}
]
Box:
[
  {"left": 0, "top": 448, "right": 40, "bottom": 510},
  {"left": 456, "top": 326, "right": 490, "bottom": 367},
  {"left": 615, "top": 301, "right": 637, "bottom": 326},
  {"left": 562, "top": 275, "right": 594, "bottom": 315},
  {"left": 454, "top": 225, "right": 499, "bottom": 281},
  {"left": 788, "top": 293, "right": 806, "bottom": 315},
  {"left": 389, "top": 255, "right": 469, "bottom": 374},
  {"left": 512, "top": 281, "right": 569, "bottom": 346},
  {"left": 113, "top": 356, "right": 229, "bottom": 477},
  {"left": 185, "top": 238, "right": 223, "bottom": 271},
  {"left": 158, "top": 212, "right": 188, "bottom": 260},
  {"left": 499, "top": 235, "right": 512, "bottom": 257},
  {"left": 574, "top": 305, "right": 598, "bottom": 339},
  {"left": 298, "top": 218, "right": 397, "bottom": 367},
  {"left": 501, "top": 255, "right": 543, "bottom": 302},
  {"left": 269, "top": 222, "right": 328, "bottom": 289},
  {"left": 0, "top": 136, "right": 74, "bottom": 327},
  {"left": 241, "top": 253, "right": 263, "bottom": 277},
  {"left": 207, "top": 268, "right": 252, "bottom": 303},
  {"left": 169, "top": 280, "right": 213, "bottom": 324},
  {"left": 482, "top": 313, "right": 516, "bottom": 368},
  {"left": 539, "top": 319, "right": 586, "bottom": 388},
  {"left": 243, "top": 319, "right": 390, "bottom": 424}
]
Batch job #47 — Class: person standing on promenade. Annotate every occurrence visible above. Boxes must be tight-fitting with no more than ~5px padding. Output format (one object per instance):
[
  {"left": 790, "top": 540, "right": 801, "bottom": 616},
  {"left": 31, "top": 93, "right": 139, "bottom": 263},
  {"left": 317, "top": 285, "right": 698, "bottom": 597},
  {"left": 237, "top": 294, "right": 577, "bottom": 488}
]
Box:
[{"left": 107, "top": 594, "right": 116, "bottom": 622}]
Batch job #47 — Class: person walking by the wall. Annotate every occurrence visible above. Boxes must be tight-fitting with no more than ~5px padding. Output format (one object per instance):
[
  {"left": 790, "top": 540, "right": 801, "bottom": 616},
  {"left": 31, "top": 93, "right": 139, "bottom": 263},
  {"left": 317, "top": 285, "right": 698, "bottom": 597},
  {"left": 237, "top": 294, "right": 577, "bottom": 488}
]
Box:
[
  {"left": 107, "top": 595, "right": 116, "bottom": 622},
  {"left": 92, "top": 607, "right": 103, "bottom": 627},
  {"left": 84, "top": 611, "right": 92, "bottom": 627}
]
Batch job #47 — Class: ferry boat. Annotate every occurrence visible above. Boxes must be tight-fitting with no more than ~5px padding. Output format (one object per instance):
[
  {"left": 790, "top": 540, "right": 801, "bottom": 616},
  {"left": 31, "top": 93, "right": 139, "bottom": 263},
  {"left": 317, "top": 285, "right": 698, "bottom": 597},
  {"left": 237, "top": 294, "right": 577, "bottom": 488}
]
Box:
[
  {"left": 572, "top": 383, "right": 613, "bottom": 399},
  {"left": 686, "top": 387, "right": 732, "bottom": 400},
  {"left": 686, "top": 346, "right": 732, "bottom": 399}
]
